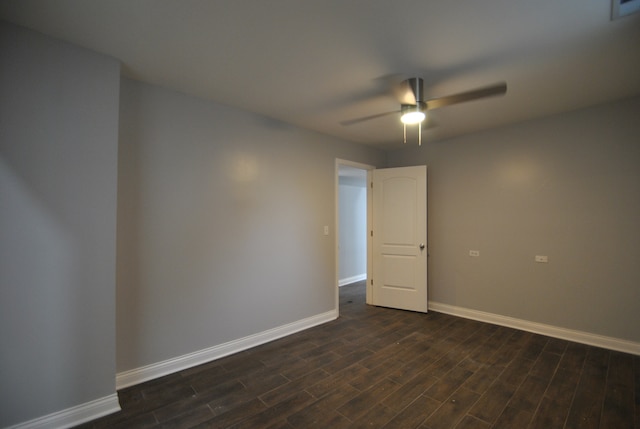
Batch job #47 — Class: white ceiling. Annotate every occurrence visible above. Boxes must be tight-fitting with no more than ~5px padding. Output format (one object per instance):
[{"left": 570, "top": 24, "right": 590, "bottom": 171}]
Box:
[{"left": 2, "top": 0, "right": 639, "bottom": 150}]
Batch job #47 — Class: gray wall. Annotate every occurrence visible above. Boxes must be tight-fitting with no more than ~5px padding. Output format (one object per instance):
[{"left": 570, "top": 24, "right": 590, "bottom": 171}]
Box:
[
  {"left": 0, "top": 22, "right": 120, "bottom": 426},
  {"left": 388, "top": 96, "right": 640, "bottom": 343},
  {"left": 116, "top": 78, "right": 386, "bottom": 372},
  {"left": 338, "top": 176, "right": 367, "bottom": 283}
]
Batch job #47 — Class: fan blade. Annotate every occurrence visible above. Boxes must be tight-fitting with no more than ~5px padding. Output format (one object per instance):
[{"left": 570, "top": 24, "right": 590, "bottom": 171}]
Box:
[
  {"left": 340, "top": 110, "right": 400, "bottom": 126},
  {"left": 377, "top": 73, "right": 408, "bottom": 101},
  {"left": 426, "top": 82, "right": 507, "bottom": 110},
  {"left": 422, "top": 116, "right": 438, "bottom": 130}
]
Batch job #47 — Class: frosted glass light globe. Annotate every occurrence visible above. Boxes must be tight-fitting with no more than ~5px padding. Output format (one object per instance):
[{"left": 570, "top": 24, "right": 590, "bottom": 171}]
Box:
[{"left": 400, "top": 111, "right": 425, "bottom": 124}]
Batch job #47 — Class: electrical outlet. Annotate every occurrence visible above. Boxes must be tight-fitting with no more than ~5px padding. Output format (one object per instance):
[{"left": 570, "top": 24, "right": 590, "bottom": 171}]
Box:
[
  {"left": 535, "top": 255, "right": 548, "bottom": 263},
  {"left": 469, "top": 250, "right": 480, "bottom": 257}
]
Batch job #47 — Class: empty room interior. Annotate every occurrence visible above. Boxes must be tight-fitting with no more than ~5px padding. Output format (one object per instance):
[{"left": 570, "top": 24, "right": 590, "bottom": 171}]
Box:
[{"left": 1, "top": 1, "right": 639, "bottom": 428}]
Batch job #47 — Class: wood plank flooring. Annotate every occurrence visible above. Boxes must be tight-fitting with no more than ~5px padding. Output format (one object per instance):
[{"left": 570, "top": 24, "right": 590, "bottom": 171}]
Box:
[{"left": 77, "top": 281, "right": 639, "bottom": 428}]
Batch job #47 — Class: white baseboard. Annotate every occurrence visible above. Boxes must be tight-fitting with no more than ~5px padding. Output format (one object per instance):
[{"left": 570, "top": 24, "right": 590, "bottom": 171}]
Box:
[
  {"left": 339, "top": 274, "right": 366, "bottom": 287},
  {"left": 5, "top": 394, "right": 120, "bottom": 429},
  {"left": 428, "top": 301, "right": 640, "bottom": 356},
  {"left": 116, "top": 309, "right": 338, "bottom": 389}
]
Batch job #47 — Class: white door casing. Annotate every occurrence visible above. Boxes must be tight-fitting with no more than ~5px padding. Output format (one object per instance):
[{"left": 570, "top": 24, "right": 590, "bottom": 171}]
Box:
[{"left": 371, "top": 166, "right": 427, "bottom": 312}]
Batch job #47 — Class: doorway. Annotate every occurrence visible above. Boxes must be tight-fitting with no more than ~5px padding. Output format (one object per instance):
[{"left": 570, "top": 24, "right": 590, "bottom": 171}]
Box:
[
  {"left": 335, "top": 161, "right": 428, "bottom": 315},
  {"left": 335, "top": 159, "right": 374, "bottom": 312}
]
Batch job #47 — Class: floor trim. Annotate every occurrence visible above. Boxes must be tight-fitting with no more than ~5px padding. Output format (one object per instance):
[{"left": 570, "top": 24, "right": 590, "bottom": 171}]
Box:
[
  {"left": 429, "top": 301, "right": 640, "bottom": 356},
  {"left": 339, "top": 273, "right": 366, "bottom": 287},
  {"left": 116, "top": 309, "right": 338, "bottom": 389},
  {"left": 5, "top": 394, "right": 120, "bottom": 429}
]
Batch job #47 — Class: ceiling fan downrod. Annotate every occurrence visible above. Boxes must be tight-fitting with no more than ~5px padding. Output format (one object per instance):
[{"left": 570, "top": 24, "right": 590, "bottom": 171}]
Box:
[{"left": 407, "top": 77, "right": 424, "bottom": 102}]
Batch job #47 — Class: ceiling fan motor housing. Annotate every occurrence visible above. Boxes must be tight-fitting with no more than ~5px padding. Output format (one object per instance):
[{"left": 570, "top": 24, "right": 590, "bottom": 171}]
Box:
[{"left": 405, "top": 77, "right": 425, "bottom": 103}]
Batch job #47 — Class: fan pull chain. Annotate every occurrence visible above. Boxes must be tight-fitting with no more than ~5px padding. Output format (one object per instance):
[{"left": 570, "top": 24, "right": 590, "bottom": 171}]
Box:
[
  {"left": 418, "top": 123, "right": 422, "bottom": 146},
  {"left": 403, "top": 124, "right": 407, "bottom": 143}
]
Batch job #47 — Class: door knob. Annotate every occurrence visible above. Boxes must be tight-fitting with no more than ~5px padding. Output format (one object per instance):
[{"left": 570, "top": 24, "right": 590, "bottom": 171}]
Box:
[{"left": 419, "top": 243, "right": 425, "bottom": 250}]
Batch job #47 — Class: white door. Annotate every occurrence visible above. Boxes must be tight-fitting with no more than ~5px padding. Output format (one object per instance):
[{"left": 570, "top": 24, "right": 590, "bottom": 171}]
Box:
[{"left": 371, "top": 166, "right": 427, "bottom": 312}]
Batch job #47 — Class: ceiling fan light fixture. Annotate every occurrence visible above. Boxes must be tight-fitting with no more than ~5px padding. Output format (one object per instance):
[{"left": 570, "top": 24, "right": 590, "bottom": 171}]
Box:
[
  {"left": 400, "top": 110, "right": 426, "bottom": 125},
  {"left": 400, "top": 101, "right": 426, "bottom": 125}
]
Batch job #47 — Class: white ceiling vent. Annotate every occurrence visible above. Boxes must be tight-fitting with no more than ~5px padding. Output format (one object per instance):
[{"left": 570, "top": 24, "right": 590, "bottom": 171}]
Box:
[{"left": 612, "top": 0, "right": 640, "bottom": 19}]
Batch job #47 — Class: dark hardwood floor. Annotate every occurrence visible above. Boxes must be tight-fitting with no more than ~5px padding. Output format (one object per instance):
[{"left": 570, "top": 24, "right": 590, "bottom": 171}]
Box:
[{"left": 78, "top": 281, "right": 639, "bottom": 428}]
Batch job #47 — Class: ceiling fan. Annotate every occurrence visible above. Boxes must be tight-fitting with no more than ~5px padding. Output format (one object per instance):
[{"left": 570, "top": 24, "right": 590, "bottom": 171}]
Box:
[{"left": 340, "top": 77, "right": 507, "bottom": 145}]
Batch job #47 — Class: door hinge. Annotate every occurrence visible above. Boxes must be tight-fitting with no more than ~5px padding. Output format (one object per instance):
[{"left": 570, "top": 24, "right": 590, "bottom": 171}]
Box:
[
  {"left": 371, "top": 279, "right": 374, "bottom": 285},
  {"left": 370, "top": 230, "right": 373, "bottom": 237},
  {"left": 370, "top": 181, "right": 373, "bottom": 189}
]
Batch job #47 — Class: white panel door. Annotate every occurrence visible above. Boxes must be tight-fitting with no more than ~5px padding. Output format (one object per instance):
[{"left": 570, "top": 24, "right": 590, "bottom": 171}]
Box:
[{"left": 372, "top": 166, "right": 427, "bottom": 312}]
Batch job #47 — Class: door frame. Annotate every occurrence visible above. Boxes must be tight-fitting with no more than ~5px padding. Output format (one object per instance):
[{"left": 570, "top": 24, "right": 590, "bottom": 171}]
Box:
[{"left": 334, "top": 158, "right": 375, "bottom": 312}]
